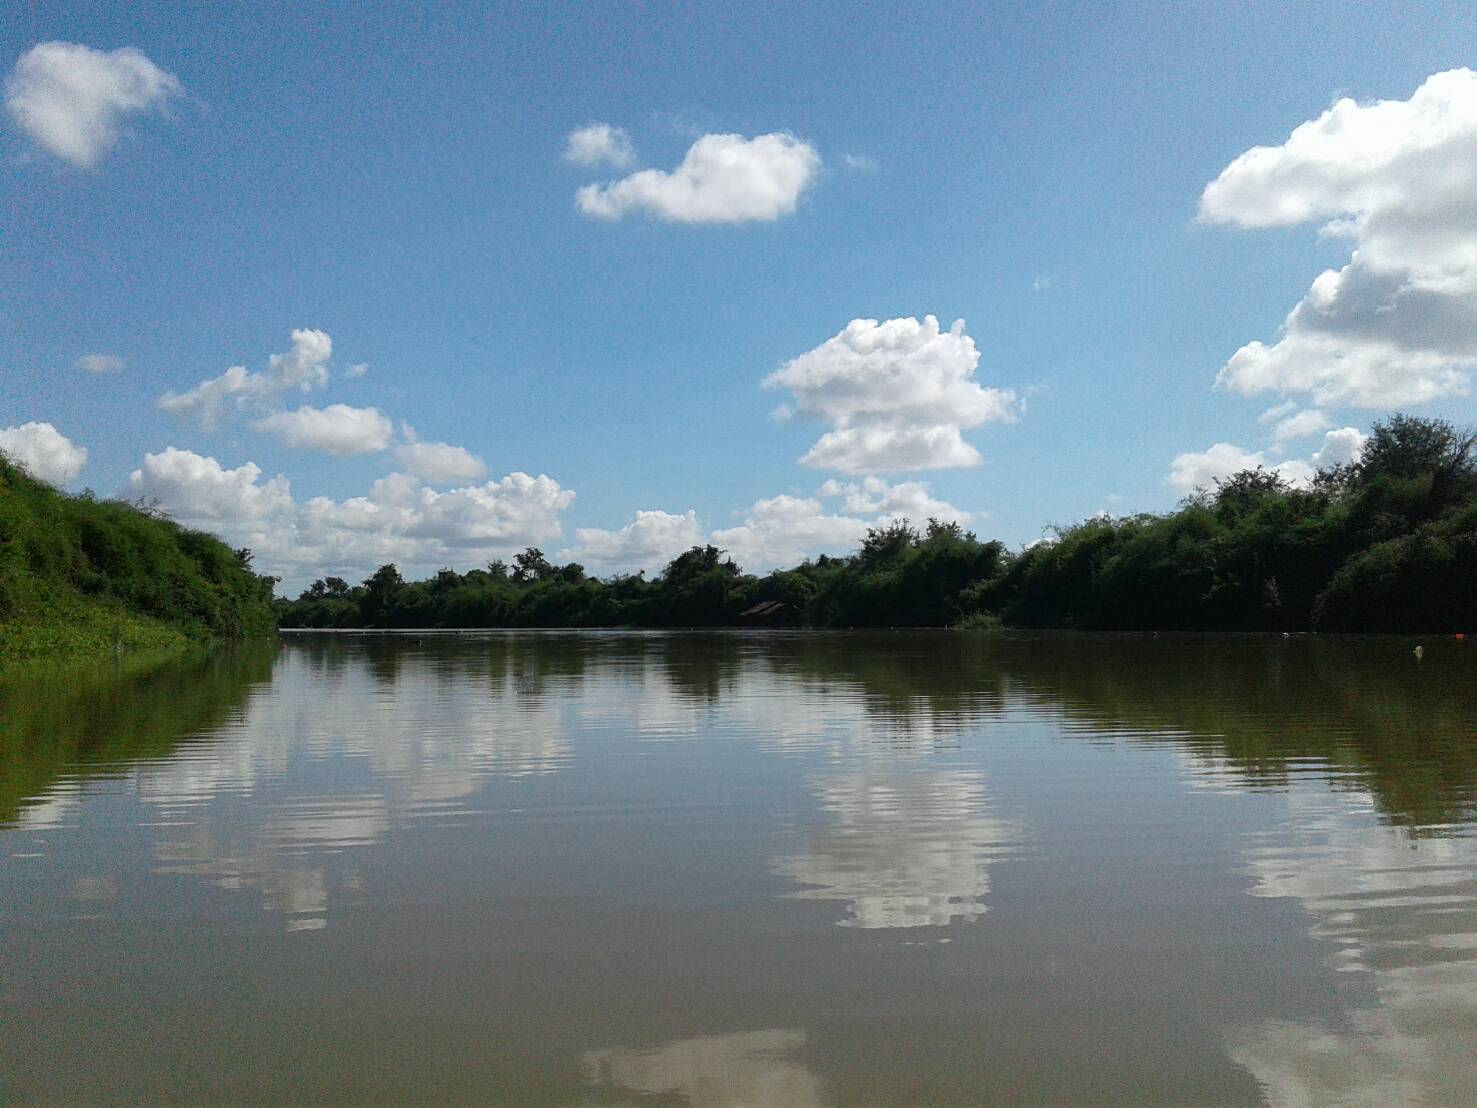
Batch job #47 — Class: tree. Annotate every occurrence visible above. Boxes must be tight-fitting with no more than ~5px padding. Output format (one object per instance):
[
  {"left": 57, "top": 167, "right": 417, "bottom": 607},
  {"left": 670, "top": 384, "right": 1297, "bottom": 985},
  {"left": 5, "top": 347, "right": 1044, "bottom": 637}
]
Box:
[
  {"left": 662, "top": 545, "right": 739, "bottom": 584},
  {"left": 1212, "top": 468, "right": 1291, "bottom": 520},
  {"left": 1356, "top": 414, "right": 1476, "bottom": 486},
  {"left": 513, "top": 548, "right": 553, "bottom": 582},
  {"left": 859, "top": 520, "right": 920, "bottom": 566}
]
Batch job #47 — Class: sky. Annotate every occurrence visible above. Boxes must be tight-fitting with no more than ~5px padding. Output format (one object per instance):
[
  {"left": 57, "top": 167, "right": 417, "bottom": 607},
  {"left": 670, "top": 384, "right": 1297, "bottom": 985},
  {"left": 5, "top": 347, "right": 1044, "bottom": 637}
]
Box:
[{"left": 3, "top": 2, "right": 1474, "bottom": 592}]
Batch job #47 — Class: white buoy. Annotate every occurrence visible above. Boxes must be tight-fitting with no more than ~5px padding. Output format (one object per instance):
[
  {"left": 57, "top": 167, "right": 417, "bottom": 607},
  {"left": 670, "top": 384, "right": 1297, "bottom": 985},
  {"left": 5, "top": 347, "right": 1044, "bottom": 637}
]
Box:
[{"left": 1413, "top": 644, "right": 1424, "bottom": 660}]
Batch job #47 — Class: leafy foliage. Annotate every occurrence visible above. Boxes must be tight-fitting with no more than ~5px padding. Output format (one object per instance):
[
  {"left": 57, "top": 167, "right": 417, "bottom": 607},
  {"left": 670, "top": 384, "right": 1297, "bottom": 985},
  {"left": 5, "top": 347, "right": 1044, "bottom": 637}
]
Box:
[
  {"left": 0, "top": 451, "right": 278, "bottom": 659},
  {"left": 277, "top": 415, "right": 1475, "bottom": 634}
]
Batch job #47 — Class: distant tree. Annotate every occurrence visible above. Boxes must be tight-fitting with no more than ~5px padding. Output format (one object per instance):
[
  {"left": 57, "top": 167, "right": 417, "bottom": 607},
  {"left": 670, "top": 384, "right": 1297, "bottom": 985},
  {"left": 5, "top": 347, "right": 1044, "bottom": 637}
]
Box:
[
  {"left": 1212, "top": 468, "right": 1291, "bottom": 520},
  {"left": 662, "top": 545, "right": 739, "bottom": 584},
  {"left": 1354, "top": 414, "right": 1476, "bottom": 495},
  {"left": 513, "top": 548, "right": 553, "bottom": 582},
  {"left": 924, "top": 518, "right": 970, "bottom": 542},
  {"left": 859, "top": 520, "right": 920, "bottom": 566}
]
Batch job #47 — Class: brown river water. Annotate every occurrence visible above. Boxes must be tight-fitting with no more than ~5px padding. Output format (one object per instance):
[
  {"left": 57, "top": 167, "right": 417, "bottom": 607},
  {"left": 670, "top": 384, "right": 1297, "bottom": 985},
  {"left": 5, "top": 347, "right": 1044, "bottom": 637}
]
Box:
[{"left": 2, "top": 630, "right": 1474, "bottom": 1105}]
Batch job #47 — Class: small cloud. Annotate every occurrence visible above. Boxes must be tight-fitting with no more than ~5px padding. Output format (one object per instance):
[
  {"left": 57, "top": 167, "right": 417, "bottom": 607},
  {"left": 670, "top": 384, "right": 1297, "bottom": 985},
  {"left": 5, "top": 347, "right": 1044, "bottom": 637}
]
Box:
[
  {"left": 768, "top": 404, "right": 794, "bottom": 423},
  {"left": 255, "top": 404, "right": 393, "bottom": 456},
  {"left": 1257, "top": 400, "right": 1298, "bottom": 425},
  {"left": 0, "top": 421, "right": 88, "bottom": 484},
  {"left": 764, "top": 315, "right": 1016, "bottom": 474},
  {"left": 1032, "top": 276, "right": 1054, "bottom": 292},
  {"left": 5, "top": 42, "right": 182, "bottom": 169},
  {"left": 1271, "top": 408, "right": 1333, "bottom": 444},
  {"left": 343, "top": 362, "right": 369, "bottom": 380},
  {"left": 576, "top": 132, "right": 820, "bottom": 224},
  {"left": 395, "top": 440, "right": 488, "bottom": 484},
  {"left": 563, "top": 123, "right": 636, "bottom": 169},
  {"left": 158, "top": 328, "right": 332, "bottom": 428},
  {"left": 75, "top": 353, "right": 124, "bottom": 374},
  {"left": 842, "top": 153, "right": 878, "bottom": 172}
]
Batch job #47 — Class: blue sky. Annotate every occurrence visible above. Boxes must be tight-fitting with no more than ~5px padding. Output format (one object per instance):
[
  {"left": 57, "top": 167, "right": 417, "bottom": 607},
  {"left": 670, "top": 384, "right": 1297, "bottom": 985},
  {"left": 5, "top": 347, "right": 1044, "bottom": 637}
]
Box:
[{"left": 3, "top": 2, "right": 1474, "bottom": 589}]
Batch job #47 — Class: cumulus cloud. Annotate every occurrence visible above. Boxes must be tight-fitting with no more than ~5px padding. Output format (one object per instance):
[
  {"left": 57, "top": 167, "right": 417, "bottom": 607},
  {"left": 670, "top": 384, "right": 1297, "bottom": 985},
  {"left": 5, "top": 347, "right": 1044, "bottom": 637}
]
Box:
[
  {"left": 711, "top": 478, "right": 973, "bottom": 572},
  {"left": 563, "top": 510, "right": 705, "bottom": 575},
  {"left": 5, "top": 42, "right": 181, "bottom": 169},
  {"left": 817, "top": 476, "right": 973, "bottom": 525},
  {"left": 1270, "top": 408, "right": 1333, "bottom": 443},
  {"left": 75, "top": 353, "right": 123, "bottom": 374},
  {"left": 394, "top": 439, "right": 487, "bottom": 484},
  {"left": 1168, "top": 442, "right": 1321, "bottom": 493},
  {"left": 563, "top": 122, "right": 635, "bottom": 168},
  {"left": 0, "top": 421, "right": 88, "bottom": 485},
  {"left": 1170, "top": 425, "right": 1371, "bottom": 493},
  {"left": 576, "top": 132, "right": 819, "bottom": 223},
  {"left": 124, "top": 448, "right": 575, "bottom": 586},
  {"left": 1201, "top": 68, "right": 1477, "bottom": 407},
  {"left": 711, "top": 494, "right": 870, "bottom": 571},
  {"left": 1311, "top": 426, "right": 1367, "bottom": 469},
  {"left": 126, "top": 447, "right": 293, "bottom": 524},
  {"left": 564, "top": 478, "right": 975, "bottom": 578},
  {"left": 255, "top": 404, "right": 393, "bottom": 456},
  {"left": 764, "top": 315, "right": 1017, "bottom": 474},
  {"left": 158, "top": 329, "right": 333, "bottom": 427}
]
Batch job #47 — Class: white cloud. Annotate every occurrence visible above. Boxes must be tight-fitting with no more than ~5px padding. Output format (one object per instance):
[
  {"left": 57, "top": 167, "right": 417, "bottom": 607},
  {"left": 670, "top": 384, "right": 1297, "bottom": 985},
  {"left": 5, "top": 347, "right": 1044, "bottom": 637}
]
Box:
[
  {"left": 711, "top": 478, "right": 973, "bottom": 572},
  {"left": 1271, "top": 408, "right": 1332, "bottom": 443},
  {"left": 1311, "top": 426, "right": 1367, "bottom": 469},
  {"left": 0, "top": 421, "right": 87, "bottom": 485},
  {"left": 576, "top": 132, "right": 820, "bottom": 223},
  {"left": 75, "top": 353, "right": 123, "bottom": 374},
  {"left": 342, "top": 362, "right": 369, "bottom": 380},
  {"left": 158, "top": 329, "right": 333, "bottom": 427},
  {"left": 1168, "top": 442, "right": 1316, "bottom": 494},
  {"left": 842, "top": 152, "right": 878, "bottom": 172},
  {"left": 394, "top": 440, "right": 487, "bottom": 484},
  {"left": 563, "top": 509, "right": 705, "bottom": 575},
  {"left": 1032, "top": 276, "right": 1054, "bottom": 292},
  {"left": 255, "top": 404, "right": 393, "bottom": 456},
  {"left": 399, "top": 473, "right": 573, "bottom": 548},
  {"left": 764, "top": 315, "right": 1017, "bottom": 474},
  {"left": 5, "top": 42, "right": 181, "bottom": 169},
  {"left": 711, "top": 494, "right": 869, "bottom": 572},
  {"left": 124, "top": 448, "right": 576, "bottom": 587},
  {"left": 126, "top": 447, "right": 293, "bottom": 524},
  {"left": 1257, "top": 400, "right": 1299, "bottom": 425},
  {"left": 563, "top": 122, "right": 635, "bottom": 168},
  {"left": 817, "top": 476, "right": 973, "bottom": 525},
  {"left": 798, "top": 425, "right": 985, "bottom": 473},
  {"left": 1201, "top": 68, "right": 1477, "bottom": 407}
]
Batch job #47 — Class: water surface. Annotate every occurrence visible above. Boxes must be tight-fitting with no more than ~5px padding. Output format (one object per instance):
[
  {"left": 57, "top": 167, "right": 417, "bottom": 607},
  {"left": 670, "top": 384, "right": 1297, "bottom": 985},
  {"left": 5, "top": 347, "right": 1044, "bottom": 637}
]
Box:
[{"left": 2, "top": 631, "right": 1474, "bottom": 1105}]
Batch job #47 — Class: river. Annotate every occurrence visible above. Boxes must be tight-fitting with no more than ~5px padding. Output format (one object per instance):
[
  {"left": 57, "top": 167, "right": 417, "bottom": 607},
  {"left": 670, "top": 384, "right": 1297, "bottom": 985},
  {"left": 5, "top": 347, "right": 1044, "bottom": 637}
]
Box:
[{"left": 2, "top": 631, "right": 1473, "bottom": 1105}]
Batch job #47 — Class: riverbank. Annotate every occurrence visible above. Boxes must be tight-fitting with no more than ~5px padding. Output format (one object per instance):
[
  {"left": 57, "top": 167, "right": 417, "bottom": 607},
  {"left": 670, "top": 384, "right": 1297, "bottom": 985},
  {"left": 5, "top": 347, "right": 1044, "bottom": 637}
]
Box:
[
  {"left": 0, "top": 451, "right": 279, "bottom": 666},
  {"left": 0, "top": 590, "right": 196, "bottom": 664}
]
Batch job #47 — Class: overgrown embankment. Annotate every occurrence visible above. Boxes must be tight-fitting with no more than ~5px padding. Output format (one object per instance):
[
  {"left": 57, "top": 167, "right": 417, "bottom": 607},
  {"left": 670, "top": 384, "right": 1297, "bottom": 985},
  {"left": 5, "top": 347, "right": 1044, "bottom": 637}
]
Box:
[
  {"left": 278, "top": 415, "right": 1476, "bottom": 634},
  {"left": 0, "top": 453, "right": 278, "bottom": 663}
]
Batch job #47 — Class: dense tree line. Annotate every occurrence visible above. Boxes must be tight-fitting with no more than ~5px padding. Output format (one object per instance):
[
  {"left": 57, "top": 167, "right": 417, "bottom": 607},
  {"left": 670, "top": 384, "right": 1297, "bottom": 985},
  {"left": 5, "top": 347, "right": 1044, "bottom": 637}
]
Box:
[
  {"left": 0, "top": 452, "right": 279, "bottom": 659},
  {"left": 279, "top": 415, "right": 1476, "bottom": 634}
]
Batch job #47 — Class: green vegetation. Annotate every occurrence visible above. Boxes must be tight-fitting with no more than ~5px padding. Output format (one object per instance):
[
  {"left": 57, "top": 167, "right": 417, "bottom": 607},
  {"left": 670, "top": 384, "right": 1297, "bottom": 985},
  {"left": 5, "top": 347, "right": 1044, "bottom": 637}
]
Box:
[
  {"left": 0, "top": 452, "right": 279, "bottom": 663},
  {"left": 282, "top": 415, "right": 1475, "bottom": 634},
  {"left": 0, "top": 643, "right": 276, "bottom": 825}
]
